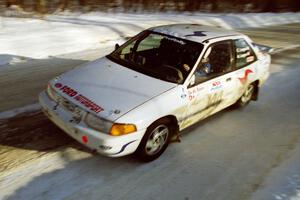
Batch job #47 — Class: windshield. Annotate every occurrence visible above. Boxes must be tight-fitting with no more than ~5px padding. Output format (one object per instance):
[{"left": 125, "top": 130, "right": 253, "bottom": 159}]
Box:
[{"left": 107, "top": 30, "right": 204, "bottom": 84}]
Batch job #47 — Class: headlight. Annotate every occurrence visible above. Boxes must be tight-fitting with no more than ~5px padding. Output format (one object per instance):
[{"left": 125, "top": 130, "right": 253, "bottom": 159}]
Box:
[
  {"left": 46, "top": 83, "right": 59, "bottom": 101},
  {"left": 85, "top": 113, "right": 112, "bottom": 133},
  {"left": 85, "top": 113, "right": 137, "bottom": 136}
]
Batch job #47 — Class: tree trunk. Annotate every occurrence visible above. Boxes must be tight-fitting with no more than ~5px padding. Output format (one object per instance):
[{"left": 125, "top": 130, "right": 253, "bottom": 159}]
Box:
[
  {"left": 211, "top": 0, "right": 218, "bottom": 11},
  {"left": 36, "top": 0, "right": 47, "bottom": 13},
  {"left": 290, "top": 0, "right": 300, "bottom": 11},
  {"left": 59, "top": 0, "right": 69, "bottom": 11},
  {"left": 79, "top": 0, "right": 87, "bottom": 6}
]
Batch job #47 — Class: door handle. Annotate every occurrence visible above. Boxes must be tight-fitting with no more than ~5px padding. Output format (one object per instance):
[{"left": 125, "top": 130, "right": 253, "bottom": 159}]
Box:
[{"left": 226, "top": 77, "right": 232, "bottom": 82}]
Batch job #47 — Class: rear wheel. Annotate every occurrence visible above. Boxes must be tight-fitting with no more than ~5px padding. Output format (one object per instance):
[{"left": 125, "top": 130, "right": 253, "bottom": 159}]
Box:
[
  {"left": 236, "top": 83, "right": 255, "bottom": 107},
  {"left": 136, "top": 119, "right": 171, "bottom": 162}
]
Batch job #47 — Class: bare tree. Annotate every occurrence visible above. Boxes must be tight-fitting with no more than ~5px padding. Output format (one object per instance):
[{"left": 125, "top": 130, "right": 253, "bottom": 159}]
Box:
[
  {"left": 36, "top": 0, "right": 46, "bottom": 13},
  {"left": 6, "top": 0, "right": 23, "bottom": 8},
  {"left": 211, "top": 0, "right": 218, "bottom": 11},
  {"left": 79, "top": 0, "right": 87, "bottom": 6},
  {"left": 58, "top": 0, "right": 69, "bottom": 11},
  {"left": 290, "top": 0, "right": 300, "bottom": 11},
  {"left": 262, "top": 0, "right": 278, "bottom": 12}
]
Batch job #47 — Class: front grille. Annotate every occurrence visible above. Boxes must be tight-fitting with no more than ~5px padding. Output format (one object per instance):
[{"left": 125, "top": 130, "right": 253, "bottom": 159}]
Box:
[
  {"left": 47, "top": 85, "right": 85, "bottom": 118},
  {"left": 60, "top": 97, "right": 83, "bottom": 116}
]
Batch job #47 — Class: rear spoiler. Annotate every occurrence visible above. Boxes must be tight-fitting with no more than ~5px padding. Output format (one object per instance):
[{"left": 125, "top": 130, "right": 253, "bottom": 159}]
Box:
[{"left": 253, "top": 43, "right": 274, "bottom": 54}]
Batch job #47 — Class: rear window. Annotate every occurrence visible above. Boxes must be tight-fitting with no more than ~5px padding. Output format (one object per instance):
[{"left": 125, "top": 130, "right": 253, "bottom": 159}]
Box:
[{"left": 234, "top": 39, "right": 257, "bottom": 68}]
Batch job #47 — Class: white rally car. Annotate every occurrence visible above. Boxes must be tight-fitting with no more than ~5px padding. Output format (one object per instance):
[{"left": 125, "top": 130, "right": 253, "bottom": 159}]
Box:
[{"left": 39, "top": 24, "right": 270, "bottom": 161}]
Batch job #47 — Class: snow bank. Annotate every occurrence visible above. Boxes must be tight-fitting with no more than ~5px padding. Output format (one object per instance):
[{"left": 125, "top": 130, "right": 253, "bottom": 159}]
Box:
[
  {"left": 1, "top": 12, "right": 300, "bottom": 59},
  {"left": 0, "top": 103, "right": 41, "bottom": 120},
  {"left": 0, "top": 54, "right": 30, "bottom": 65}
]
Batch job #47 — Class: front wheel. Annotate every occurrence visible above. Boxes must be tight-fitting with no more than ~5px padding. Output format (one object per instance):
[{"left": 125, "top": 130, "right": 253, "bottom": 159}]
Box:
[
  {"left": 136, "top": 120, "right": 171, "bottom": 162},
  {"left": 235, "top": 83, "right": 255, "bottom": 107}
]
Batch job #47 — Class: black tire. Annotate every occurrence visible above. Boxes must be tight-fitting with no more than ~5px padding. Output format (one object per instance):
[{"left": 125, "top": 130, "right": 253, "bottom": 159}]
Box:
[
  {"left": 235, "top": 83, "right": 256, "bottom": 108},
  {"left": 136, "top": 119, "right": 171, "bottom": 162}
]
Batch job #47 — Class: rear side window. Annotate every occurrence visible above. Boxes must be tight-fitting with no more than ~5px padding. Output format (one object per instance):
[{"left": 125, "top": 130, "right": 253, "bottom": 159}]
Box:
[{"left": 234, "top": 39, "right": 257, "bottom": 68}]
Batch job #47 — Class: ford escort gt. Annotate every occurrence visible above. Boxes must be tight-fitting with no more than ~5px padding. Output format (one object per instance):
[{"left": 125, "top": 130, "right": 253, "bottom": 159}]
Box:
[{"left": 39, "top": 24, "right": 271, "bottom": 161}]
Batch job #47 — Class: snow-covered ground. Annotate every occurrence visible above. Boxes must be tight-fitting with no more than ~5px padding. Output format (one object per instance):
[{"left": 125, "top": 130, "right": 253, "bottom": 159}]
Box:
[
  {"left": 251, "top": 140, "right": 300, "bottom": 200},
  {"left": 1, "top": 12, "right": 300, "bottom": 62},
  {"left": 0, "top": 103, "right": 40, "bottom": 120}
]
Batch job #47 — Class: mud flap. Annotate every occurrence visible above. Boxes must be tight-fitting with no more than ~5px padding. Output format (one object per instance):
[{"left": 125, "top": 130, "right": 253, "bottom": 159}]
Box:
[
  {"left": 170, "top": 124, "right": 181, "bottom": 143},
  {"left": 251, "top": 84, "right": 259, "bottom": 101}
]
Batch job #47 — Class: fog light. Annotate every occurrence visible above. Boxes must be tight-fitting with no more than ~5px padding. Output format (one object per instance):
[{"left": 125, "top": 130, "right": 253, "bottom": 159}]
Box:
[{"left": 99, "top": 145, "right": 112, "bottom": 150}]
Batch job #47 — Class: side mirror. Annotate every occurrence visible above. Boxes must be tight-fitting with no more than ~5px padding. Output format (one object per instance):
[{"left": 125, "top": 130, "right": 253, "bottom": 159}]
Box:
[
  {"left": 253, "top": 43, "right": 274, "bottom": 53},
  {"left": 115, "top": 43, "right": 120, "bottom": 50},
  {"left": 189, "top": 74, "right": 196, "bottom": 87}
]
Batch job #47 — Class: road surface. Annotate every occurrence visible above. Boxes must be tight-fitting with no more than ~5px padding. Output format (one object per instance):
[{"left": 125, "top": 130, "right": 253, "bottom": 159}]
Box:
[{"left": 0, "top": 23, "right": 300, "bottom": 200}]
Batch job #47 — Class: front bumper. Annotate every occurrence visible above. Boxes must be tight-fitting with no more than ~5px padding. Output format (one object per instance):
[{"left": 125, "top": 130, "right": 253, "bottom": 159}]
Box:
[{"left": 39, "top": 91, "right": 144, "bottom": 157}]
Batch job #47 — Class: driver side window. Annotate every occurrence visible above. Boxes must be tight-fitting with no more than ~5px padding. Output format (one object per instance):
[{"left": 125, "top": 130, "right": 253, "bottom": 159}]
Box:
[{"left": 193, "top": 40, "right": 233, "bottom": 85}]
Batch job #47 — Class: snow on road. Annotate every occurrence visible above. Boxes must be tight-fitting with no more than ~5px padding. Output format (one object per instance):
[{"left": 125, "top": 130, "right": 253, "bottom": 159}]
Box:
[
  {"left": 1, "top": 12, "right": 300, "bottom": 61},
  {"left": 0, "top": 103, "right": 40, "bottom": 120}
]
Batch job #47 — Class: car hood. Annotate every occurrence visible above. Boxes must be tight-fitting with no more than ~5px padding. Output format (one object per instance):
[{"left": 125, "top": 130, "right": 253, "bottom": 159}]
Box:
[{"left": 50, "top": 57, "right": 176, "bottom": 121}]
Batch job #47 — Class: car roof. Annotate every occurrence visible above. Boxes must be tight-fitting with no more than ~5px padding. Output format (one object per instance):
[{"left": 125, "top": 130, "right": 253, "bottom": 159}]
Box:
[{"left": 148, "top": 24, "right": 244, "bottom": 43}]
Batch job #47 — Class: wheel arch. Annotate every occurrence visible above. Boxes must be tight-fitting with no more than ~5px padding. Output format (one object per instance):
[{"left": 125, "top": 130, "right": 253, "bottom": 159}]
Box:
[
  {"left": 147, "top": 115, "right": 179, "bottom": 137},
  {"left": 135, "top": 114, "right": 179, "bottom": 162}
]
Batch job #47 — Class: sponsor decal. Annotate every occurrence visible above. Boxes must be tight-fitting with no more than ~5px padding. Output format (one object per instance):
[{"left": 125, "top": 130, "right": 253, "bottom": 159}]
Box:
[
  {"left": 246, "top": 56, "right": 255, "bottom": 63},
  {"left": 108, "top": 140, "right": 137, "bottom": 155},
  {"left": 164, "top": 36, "right": 186, "bottom": 45},
  {"left": 55, "top": 83, "right": 62, "bottom": 88},
  {"left": 236, "top": 47, "right": 250, "bottom": 53},
  {"left": 54, "top": 83, "right": 104, "bottom": 113},
  {"left": 237, "top": 51, "right": 251, "bottom": 58},
  {"left": 238, "top": 69, "right": 253, "bottom": 84},
  {"left": 188, "top": 89, "right": 196, "bottom": 101},
  {"left": 210, "top": 81, "right": 222, "bottom": 91},
  {"left": 188, "top": 86, "right": 204, "bottom": 101}
]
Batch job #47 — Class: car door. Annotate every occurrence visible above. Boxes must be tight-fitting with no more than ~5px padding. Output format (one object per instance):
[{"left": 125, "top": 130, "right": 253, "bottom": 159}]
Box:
[
  {"left": 230, "top": 38, "right": 258, "bottom": 101},
  {"left": 179, "top": 40, "right": 235, "bottom": 129}
]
